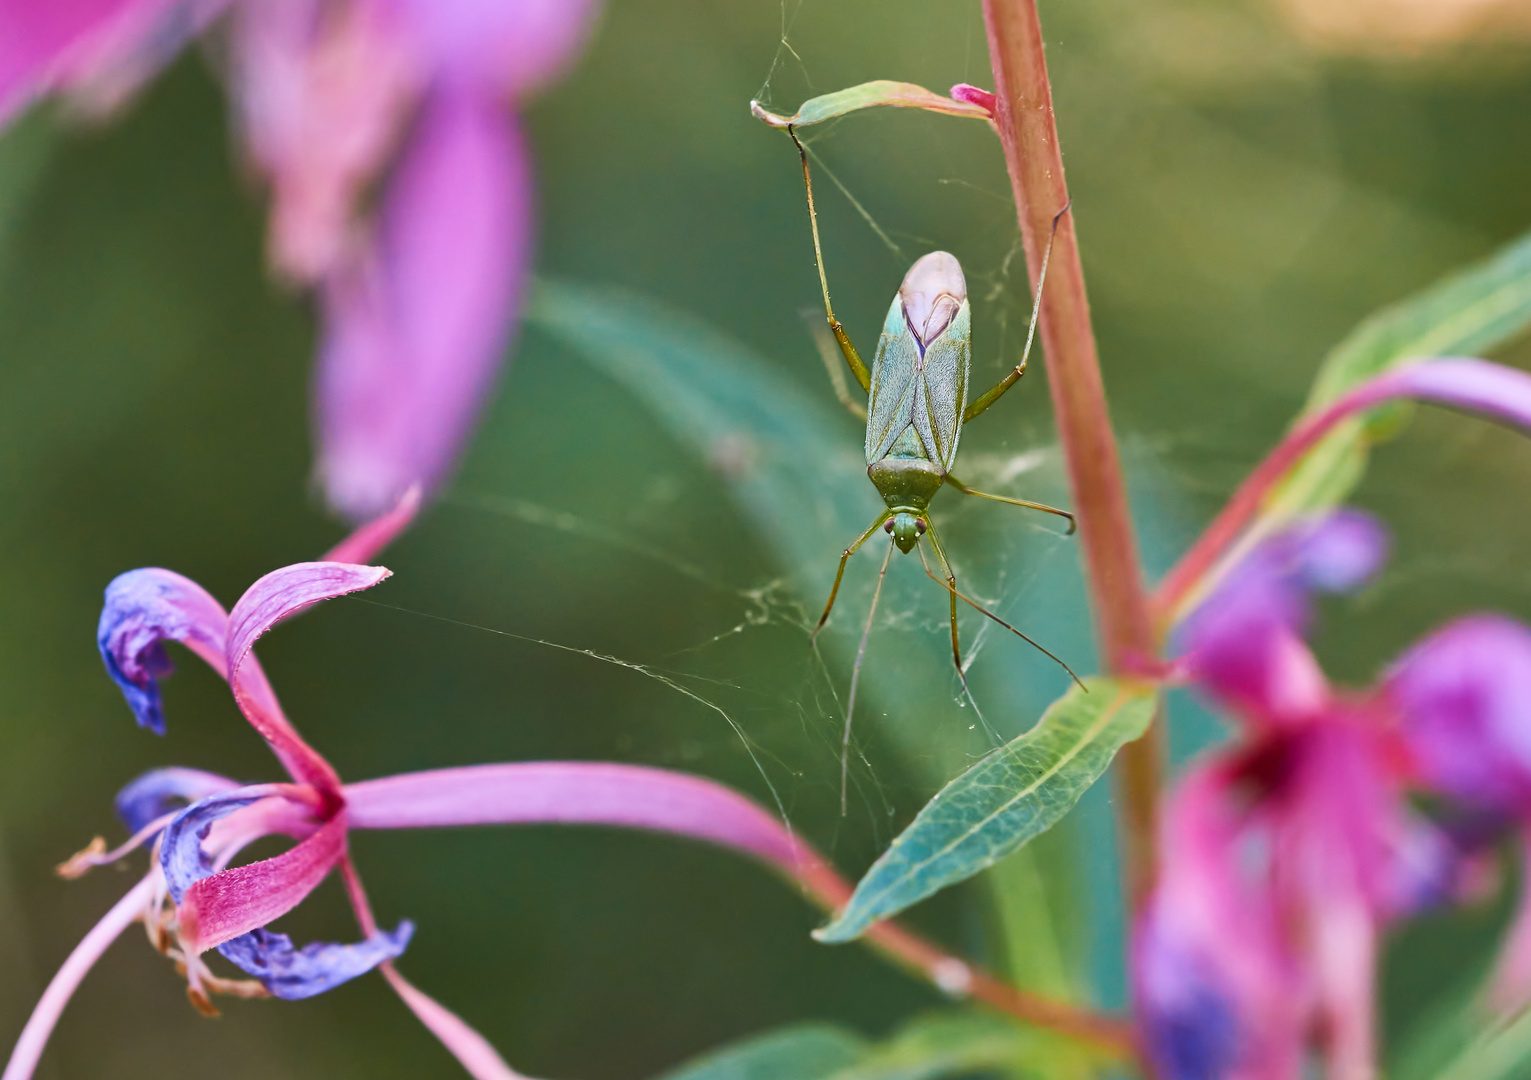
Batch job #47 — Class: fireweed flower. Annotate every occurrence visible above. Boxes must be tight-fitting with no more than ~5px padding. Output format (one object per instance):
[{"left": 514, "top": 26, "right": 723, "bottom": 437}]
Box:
[
  {"left": 0, "top": 0, "right": 600, "bottom": 519},
  {"left": 3, "top": 546, "right": 871, "bottom": 1080},
  {"left": 1136, "top": 510, "right": 1531, "bottom": 1080}
]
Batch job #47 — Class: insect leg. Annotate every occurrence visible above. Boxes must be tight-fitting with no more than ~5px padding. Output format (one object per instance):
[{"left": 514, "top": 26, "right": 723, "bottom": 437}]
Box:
[
  {"left": 915, "top": 554, "right": 1087, "bottom": 691},
  {"left": 919, "top": 517, "right": 968, "bottom": 683},
  {"left": 804, "top": 312, "right": 868, "bottom": 420},
  {"left": 963, "top": 200, "right": 1071, "bottom": 422},
  {"left": 789, "top": 125, "right": 872, "bottom": 394},
  {"left": 944, "top": 473, "right": 1077, "bottom": 535},
  {"left": 841, "top": 536, "right": 894, "bottom": 815},
  {"left": 812, "top": 509, "right": 893, "bottom": 642}
]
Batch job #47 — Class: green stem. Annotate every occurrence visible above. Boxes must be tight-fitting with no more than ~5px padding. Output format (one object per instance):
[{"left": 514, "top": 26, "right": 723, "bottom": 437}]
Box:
[{"left": 979, "top": 0, "right": 1162, "bottom": 910}]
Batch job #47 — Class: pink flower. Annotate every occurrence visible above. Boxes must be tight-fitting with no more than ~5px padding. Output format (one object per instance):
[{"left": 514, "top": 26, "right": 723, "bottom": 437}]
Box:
[
  {"left": 5, "top": 508, "right": 852, "bottom": 1080},
  {"left": 0, "top": 0, "right": 601, "bottom": 520}
]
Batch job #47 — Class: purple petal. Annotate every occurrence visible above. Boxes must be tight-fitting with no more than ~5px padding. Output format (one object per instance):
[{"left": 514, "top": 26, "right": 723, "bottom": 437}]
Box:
[
  {"left": 316, "top": 83, "right": 530, "bottom": 520},
  {"left": 114, "top": 766, "right": 239, "bottom": 833},
  {"left": 217, "top": 920, "right": 412, "bottom": 1001},
  {"left": 1134, "top": 915, "right": 1239, "bottom": 1080},
  {"left": 1387, "top": 615, "right": 1531, "bottom": 813},
  {"left": 0, "top": 0, "right": 159, "bottom": 119},
  {"left": 1179, "top": 511, "right": 1386, "bottom": 725},
  {"left": 394, "top": 0, "right": 599, "bottom": 98},
  {"left": 97, "top": 568, "right": 230, "bottom": 734},
  {"left": 344, "top": 762, "right": 809, "bottom": 870}
]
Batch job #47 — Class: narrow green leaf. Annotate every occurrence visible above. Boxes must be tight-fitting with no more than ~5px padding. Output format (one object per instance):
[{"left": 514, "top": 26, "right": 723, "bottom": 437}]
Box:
[
  {"left": 815, "top": 678, "right": 1156, "bottom": 943},
  {"left": 749, "top": 81, "right": 990, "bottom": 130},
  {"left": 656, "top": 1023, "right": 867, "bottom": 1080},
  {"left": 1418, "top": 1007, "right": 1531, "bottom": 1080},
  {"left": 829, "top": 1012, "right": 1037, "bottom": 1080},
  {"left": 1269, "top": 227, "right": 1531, "bottom": 523},
  {"left": 654, "top": 1012, "right": 1047, "bottom": 1080}
]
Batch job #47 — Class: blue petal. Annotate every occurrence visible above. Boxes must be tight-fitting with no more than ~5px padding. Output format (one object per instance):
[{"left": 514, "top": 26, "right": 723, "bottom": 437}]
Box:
[
  {"left": 115, "top": 767, "right": 241, "bottom": 833},
  {"left": 218, "top": 921, "right": 414, "bottom": 1000},
  {"left": 159, "top": 789, "right": 269, "bottom": 903},
  {"left": 97, "top": 569, "right": 228, "bottom": 735}
]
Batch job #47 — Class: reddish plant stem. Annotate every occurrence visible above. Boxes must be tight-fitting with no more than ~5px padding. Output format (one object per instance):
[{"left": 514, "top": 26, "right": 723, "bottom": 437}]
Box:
[
  {"left": 980, "top": 0, "right": 1161, "bottom": 909},
  {"left": 793, "top": 858, "right": 1139, "bottom": 1057}
]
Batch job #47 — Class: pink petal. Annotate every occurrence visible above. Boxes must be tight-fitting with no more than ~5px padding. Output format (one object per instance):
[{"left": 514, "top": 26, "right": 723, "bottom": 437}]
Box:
[
  {"left": 382, "top": 966, "right": 532, "bottom": 1080},
  {"left": 225, "top": 561, "right": 391, "bottom": 792},
  {"left": 316, "top": 84, "right": 530, "bottom": 520},
  {"left": 344, "top": 762, "right": 817, "bottom": 873},
  {"left": 321, "top": 484, "right": 422, "bottom": 564},
  {"left": 393, "top": 0, "right": 600, "bottom": 98},
  {"left": 230, "top": 0, "right": 422, "bottom": 281},
  {"left": 1, "top": 872, "right": 157, "bottom": 1080},
  {"left": 180, "top": 814, "right": 347, "bottom": 954}
]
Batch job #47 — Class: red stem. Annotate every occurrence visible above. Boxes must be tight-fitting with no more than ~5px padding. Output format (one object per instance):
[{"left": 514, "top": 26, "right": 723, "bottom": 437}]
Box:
[{"left": 980, "top": 0, "right": 1161, "bottom": 908}]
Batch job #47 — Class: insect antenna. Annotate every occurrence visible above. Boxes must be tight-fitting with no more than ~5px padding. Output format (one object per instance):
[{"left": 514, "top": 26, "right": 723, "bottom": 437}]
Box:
[
  {"left": 915, "top": 553, "right": 1087, "bottom": 692},
  {"left": 841, "top": 535, "right": 894, "bottom": 816}
]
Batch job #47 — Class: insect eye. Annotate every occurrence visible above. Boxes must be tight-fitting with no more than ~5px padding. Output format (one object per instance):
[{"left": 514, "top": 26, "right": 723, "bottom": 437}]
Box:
[
  {"left": 916, "top": 519, "right": 927, "bottom": 535},
  {"left": 883, "top": 520, "right": 895, "bottom": 533}
]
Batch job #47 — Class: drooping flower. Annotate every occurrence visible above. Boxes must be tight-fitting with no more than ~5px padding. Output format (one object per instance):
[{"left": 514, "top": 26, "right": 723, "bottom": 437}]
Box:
[
  {"left": 0, "top": 0, "right": 600, "bottom": 520},
  {"left": 1136, "top": 510, "right": 1518, "bottom": 1080}
]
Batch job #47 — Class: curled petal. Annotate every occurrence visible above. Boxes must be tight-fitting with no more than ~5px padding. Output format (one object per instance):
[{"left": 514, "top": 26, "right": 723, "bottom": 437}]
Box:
[
  {"left": 115, "top": 766, "right": 240, "bottom": 833},
  {"left": 344, "top": 762, "right": 814, "bottom": 872},
  {"left": 97, "top": 568, "right": 230, "bottom": 734},
  {"left": 1388, "top": 615, "right": 1531, "bottom": 813},
  {"left": 225, "top": 561, "right": 388, "bottom": 790},
  {"left": 1179, "top": 511, "right": 1386, "bottom": 725},
  {"left": 381, "top": 966, "right": 531, "bottom": 1080},
  {"left": 218, "top": 921, "right": 412, "bottom": 1001},
  {"left": 316, "top": 83, "right": 529, "bottom": 520}
]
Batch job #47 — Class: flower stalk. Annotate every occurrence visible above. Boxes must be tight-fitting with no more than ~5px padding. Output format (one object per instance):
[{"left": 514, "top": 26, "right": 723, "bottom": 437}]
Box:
[{"left": 980, "top": 0, "right": 1162, "bottom": 905}]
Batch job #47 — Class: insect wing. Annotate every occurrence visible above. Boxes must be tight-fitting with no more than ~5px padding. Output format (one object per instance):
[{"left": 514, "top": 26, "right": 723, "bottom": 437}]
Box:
[
  {"left": 864, "top": 296, "right": 921, "bottom": 464},
  {"left": 910, "top": 300, "right": 970, "bottom": 470}
]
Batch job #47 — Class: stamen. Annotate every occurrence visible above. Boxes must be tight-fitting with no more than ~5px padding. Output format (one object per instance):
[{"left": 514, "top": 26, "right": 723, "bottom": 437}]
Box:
[{"left": 56, "top": 811, "right": 179, "bottom": 880}]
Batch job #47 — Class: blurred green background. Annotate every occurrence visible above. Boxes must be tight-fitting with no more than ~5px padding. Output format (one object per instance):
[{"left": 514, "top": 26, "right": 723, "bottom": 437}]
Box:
[{"left": 3, "top": 0, "right": 1531, "bottom": 1076}]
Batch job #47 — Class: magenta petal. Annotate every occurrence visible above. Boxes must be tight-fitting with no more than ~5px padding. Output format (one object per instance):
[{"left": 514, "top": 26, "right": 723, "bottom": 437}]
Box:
[
  {"left": 1388, "top": 614, "right": 1531, "bottom": 813},
  {"left": 345, "top": 762, "right": 811, "bottom": 871},
  {"left": 316, "top": 84, "right": 530, "bottom": 520},
  {"left": 381, "top": 967, "right": 531, "bottom": 1080},
  {"left": 164, "top": 802, "right": 344, "bottom": 953},
  {"left": 394, "top": 0, "right": 599, "bottom": 98},
  {"left": 97, "top": 568, "right": 230, "bottom": 734},
  {"left": 0, "top": 0, "right": 164, "bottom": 120},
  {"left": 224, "top": 561, "right": 388, "bottom": 790}
]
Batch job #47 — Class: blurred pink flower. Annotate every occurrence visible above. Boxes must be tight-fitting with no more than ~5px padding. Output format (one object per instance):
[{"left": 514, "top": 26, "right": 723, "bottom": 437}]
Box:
[{"left": 0, "top": 0, "right": 601, "bottom": 520}]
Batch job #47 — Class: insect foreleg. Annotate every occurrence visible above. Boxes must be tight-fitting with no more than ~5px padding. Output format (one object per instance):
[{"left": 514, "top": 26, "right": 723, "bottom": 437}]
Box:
[
  {"left": 812, "top": 509, "right": 893, "bottom": 642},
  {"left": 789, "top": 125, "right": 872, "bottom": 394},
  {"left": 963, "top": 200, "right": 1071, "bottom": 423},
  {"left": 944, "top": 473, "right": 1077, "bottom": 535}
]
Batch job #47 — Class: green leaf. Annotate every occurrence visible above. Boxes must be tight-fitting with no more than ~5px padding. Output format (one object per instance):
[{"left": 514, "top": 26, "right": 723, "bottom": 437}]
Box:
[
  {"left": 1270, "top": 226, "right": 1531, "bottom": 522},
  {"left": 816, "top": 678, "right": 1156, "bottom": 943},
  {"left": 1415, "top": 1006, "right": 1531, "bottom": 1080},
  {"left": 653, "top": 1012, "right": 1046, "bottom": 1080},
  {"left": 749, "top": 81, "right": 990, "bottom": 130},
  {"left": 656, "top": 1023, "right": 868, "bottom": 1080}
]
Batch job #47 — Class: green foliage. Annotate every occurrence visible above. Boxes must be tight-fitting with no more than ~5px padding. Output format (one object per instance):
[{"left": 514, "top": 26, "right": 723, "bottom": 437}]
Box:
[
  {"left": 816, "top": 679, "right": 1155, "bottom": 943},
  {"left": 1416, "top": 1005, "right": 1531, "bottom": 1080},
  {"left": 656, "top": 1012, "right": 1047, "bottom": 1080}
]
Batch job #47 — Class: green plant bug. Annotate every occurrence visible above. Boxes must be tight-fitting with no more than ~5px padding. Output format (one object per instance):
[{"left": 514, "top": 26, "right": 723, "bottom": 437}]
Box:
[{"left": 785, "top": 129, "right": 1083, "bottom": 801}]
